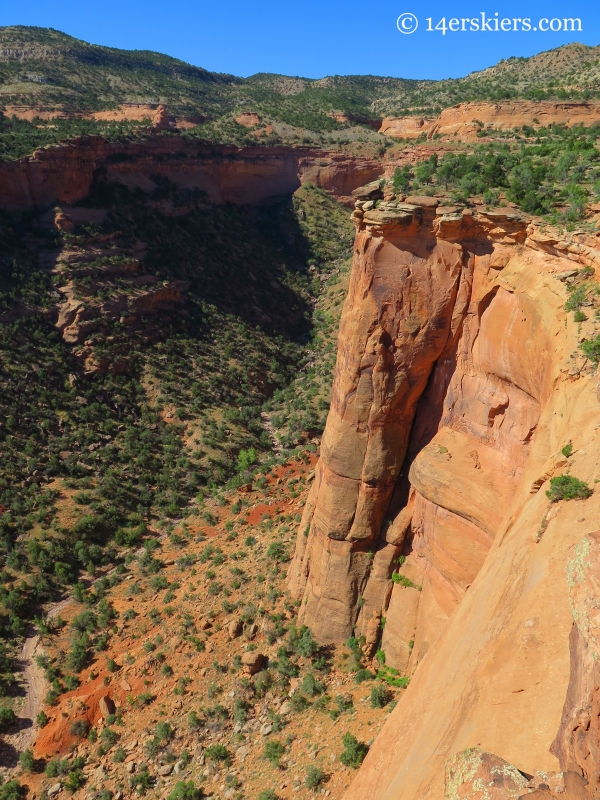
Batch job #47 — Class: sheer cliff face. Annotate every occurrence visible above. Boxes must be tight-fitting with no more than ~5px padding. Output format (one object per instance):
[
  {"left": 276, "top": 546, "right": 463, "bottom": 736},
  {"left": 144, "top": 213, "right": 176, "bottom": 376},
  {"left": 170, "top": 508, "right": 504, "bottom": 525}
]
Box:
[
  {"left": 288, "top": 201, "right": 542, "bottom": 653},
  {"left": 289, "top": 195, "right": 600, "bottom": 799}
]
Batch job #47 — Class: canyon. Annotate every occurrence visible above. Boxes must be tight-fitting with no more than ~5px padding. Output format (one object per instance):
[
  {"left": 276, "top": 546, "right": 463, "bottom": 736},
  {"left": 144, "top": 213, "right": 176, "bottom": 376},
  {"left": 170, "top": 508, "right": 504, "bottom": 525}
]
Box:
[
  {"left": 287, "top": 186, "right": 600, "bottom": 798},
  {"left": 3, "top": 53, "right": 600, "bottom": 800}
]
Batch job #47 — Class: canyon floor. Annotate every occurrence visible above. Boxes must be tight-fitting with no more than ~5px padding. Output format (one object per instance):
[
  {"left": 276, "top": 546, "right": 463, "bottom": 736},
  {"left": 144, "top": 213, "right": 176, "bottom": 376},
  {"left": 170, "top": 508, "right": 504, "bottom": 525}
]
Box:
[{"left": 1, "top": 455, "right": 401, "bottom": 800}]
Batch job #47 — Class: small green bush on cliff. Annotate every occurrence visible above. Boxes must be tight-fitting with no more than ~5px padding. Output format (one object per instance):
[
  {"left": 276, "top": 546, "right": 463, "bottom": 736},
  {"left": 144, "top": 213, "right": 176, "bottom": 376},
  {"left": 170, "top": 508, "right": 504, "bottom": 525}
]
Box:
[
  {"left": 546, "top": 474, "right": 593, "bottom": 502},
  {"left": 580, "top": 335, "right": 600, "bottom": 364}
]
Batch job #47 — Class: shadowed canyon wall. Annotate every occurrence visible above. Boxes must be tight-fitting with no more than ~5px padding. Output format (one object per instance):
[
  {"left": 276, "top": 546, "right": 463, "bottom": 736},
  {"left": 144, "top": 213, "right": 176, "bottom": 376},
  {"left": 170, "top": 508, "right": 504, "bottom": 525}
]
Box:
[
  {"left": 288, "top": 192, "right": 600, "bottom": 798},
  {"left": 0, "top": 136, "right": 384, "bottom": 211}
]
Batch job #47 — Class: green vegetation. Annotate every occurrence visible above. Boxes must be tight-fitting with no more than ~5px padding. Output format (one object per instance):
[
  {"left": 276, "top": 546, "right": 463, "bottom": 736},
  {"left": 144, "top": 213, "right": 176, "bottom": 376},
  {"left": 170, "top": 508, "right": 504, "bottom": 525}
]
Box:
[
  {"left": 258, "top": 791, "right": 279, "bottom": 800},
  {"left": 0, "top": 780, "right": 25, "bottom": 800},
  {"left": 370, "top": 684, "right": 392, "bottom": 708},
  {"left": 167, "top": 782, "right": 204, "bottom": 800},
  {"left": 580, "top": 335, "right": 600, "bottom": 363},
  {"left": 18, "top": 749, "right": 35, "bottom": 772},
  {"left": 0, "top": 179, "right": 349, "bottom": 694},
  {"left": 2, "top": 29, "right": 600, "bottom": 157},
  {"left": 546, "top": 474, "right": 593, "bottom": 502},
  {"left": 0, "top": 707, "right": 15, "bottom": 731},
  {"left": 263, "top": 739, "right": 285, "bottom": 767},
  {"left": 305, "top": 766, "right": 325, "bottom": 791},
  {"left": 391, "top": 126, "right": 600, "bottom": 225},
  {"left": 205, "top": 744, "right": 230, "bottom": 765},
  {"left": 339, "top": 733, "right": 369, "bottom": 768}
]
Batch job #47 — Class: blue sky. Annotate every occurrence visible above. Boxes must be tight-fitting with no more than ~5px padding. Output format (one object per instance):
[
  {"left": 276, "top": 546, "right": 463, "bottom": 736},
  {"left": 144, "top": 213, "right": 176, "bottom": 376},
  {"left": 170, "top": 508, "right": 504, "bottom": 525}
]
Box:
[{"left": 2, "top": 0, "right": 599, "bottom": 80}]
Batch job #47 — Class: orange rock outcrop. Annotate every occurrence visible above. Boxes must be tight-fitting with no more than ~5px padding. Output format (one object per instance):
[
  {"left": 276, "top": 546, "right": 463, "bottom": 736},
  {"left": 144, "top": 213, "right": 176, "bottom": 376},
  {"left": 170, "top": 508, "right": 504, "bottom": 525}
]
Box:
[
  {"left": 380, "top": 101, "right": 600, "bottom": 141},
  {"left": 288, "top": 189, "right": 600, "bottom": 798},
  {"left": 378, "top": 116, "right": 436, "bottom": 139}
]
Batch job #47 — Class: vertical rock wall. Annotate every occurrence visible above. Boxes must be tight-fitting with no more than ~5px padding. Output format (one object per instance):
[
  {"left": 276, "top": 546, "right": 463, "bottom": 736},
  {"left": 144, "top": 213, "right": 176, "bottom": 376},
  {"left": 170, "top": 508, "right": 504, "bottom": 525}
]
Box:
[
  {"left": 288, "top": 201, "right": 542, "bottom": 656},
  {"left": 300, "top": 204, "right": 600, "bottom": 799},
  {"left": 288, "top": 202, "right": 473, "bottom": 643}
]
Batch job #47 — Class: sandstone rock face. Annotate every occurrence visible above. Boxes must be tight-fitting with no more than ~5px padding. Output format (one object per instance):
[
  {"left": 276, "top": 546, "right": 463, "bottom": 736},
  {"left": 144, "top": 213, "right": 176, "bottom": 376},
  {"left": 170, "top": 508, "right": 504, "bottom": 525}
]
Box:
[
  {"left": 235, "top": 112, "right": 261, "bottom": 127},
  {"left": 287, "top": 188, "right": 600, "bottom": 799},
  {"left": 289, "top": 202, "right": 551, "bottom": 650},
  {"left": 89, "top": 104, "right": 173, "bottom": 126},
  {"left": 241, "top": 651, "right": 265, "bottom": 675},
  {"left": 380, "top": 101, "right": 600, "bottom": 141},
  {"left": 289, "top": 201, "right": 473, "bottom": 643},
  {"left": 98, "top": 695, "right": 115, "bottom": 720},
  {"left": 430, "top": 101, "right": 600, "bottom": 139},
  {"left": 379, "top": 117, "right": 436, "bottom": 139},
  {"left": 445, "top": 748, "right": 530, "bottom": 800},
  {"left": 0, "top": 136, "right": 385, "bottom": 212}
]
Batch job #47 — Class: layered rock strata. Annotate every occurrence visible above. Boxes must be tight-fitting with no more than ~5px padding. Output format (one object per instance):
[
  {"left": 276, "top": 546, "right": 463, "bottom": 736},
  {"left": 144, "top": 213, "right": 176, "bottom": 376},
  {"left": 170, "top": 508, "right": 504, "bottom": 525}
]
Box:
[
  {"left": 380, "top": 100, "right": 600, "bottom": 140},
  {"left": 0, "top": 136, "right": 384, "bottom": 211}
]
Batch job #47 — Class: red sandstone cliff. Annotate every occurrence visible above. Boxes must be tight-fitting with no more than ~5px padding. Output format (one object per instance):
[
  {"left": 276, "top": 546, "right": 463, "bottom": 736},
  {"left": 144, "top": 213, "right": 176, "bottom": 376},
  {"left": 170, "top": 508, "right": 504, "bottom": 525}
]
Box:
[
  {"left": 289, "top": 188, "right": 600, "bottom": 798},
  {"left": 0, "top": 136, "right": 384, "bottom": 211},
  {"left": 380, "top": 100, "right": 600, "bottom": 141}
]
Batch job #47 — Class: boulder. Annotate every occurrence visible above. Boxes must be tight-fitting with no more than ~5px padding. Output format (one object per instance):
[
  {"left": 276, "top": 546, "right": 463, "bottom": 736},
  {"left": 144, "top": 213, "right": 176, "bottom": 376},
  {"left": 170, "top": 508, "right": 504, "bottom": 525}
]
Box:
[
  {"left": 241, "top": 651, "right": 265, "bottom": 675},
  {"left": 227, "top": 618, "right": 243, "bottom": 639},
  {"left": 98, "top": 695, "right": 115, "bottom": 720}
]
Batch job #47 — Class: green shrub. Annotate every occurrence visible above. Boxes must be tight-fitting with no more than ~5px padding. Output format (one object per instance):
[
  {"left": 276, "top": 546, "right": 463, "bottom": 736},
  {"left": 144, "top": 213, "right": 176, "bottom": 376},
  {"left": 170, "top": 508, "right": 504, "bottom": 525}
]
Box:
[
  {"left": 355, "top": 668, "right": 374, "bottom": 683},
  {"left": 188, "top": 711, "right": 202, "bottom": 730},
  {"left": 266, "top": 542, "right": 289, "bottom": 562},
  {"left": 289, "top": 693, "right": 309, "bottom": 713},
  {"left": 305, "top": 766, "right": 325, "bottom": 791},
  {"left": 19, "top": 749, "right": 35, "bottom": 773},
  {"left": 580, "top": 335, "right": 600, "bottom": 363},
  {"left": 45, "top": 759, "right": 71, "bottom": 778},
  {"left": 257, "top": 791, "right": 279, "bottom": 800},
  {"left": 65, "top": 769, "right": 86, "bottom": 793},
  {"left": 36, "top": 710, "right": 49, "bottom": 728},
  {"left": 339, "top": 733, "right": 369, "bottom": 768},
  {"left": 166, "top": 781, "right": 203, "bottom": 800},
  {"left": 264, "top": 739, "right": 285, "bottom": 766},
  {"left": 70, "top": 719, "right": 89, "bottom": 738},
  {"left": 205, "top": 744, "right": 230, "bottom": 765},
  {"left": 370, "top": 685, "right": 392, "bottom": 708},
  {"left": 565, "top": 285, "right": 587, "bottom": 312},
  {"left": 0, "top": 781, "right": 25, "bottom": 800},
  {"left": 0, "top": 707, "right": 16, "bottom": 732},
  {"left": 156, "top": 721, "right": 173, "bottom": 742},
  {"left": 130, "top": 767, "right": 155, "bottom": 794},
  {"left": 100, "top": 727, "right": 119, "bottom": 747},
  {"left": 561, "top": 443, "right": 574, "bottom": 458},
  {"left": 546, "top": 474, "right": 593, "bottom": 502},
  {"left": 301, "top": 672, "right": 325, "bottom": 696},
  {"left": 298, "top": 628, "right": 318, "bottom": 658},
  {"left": 113, "top": 747, "right": 126, "bottom": 763}
]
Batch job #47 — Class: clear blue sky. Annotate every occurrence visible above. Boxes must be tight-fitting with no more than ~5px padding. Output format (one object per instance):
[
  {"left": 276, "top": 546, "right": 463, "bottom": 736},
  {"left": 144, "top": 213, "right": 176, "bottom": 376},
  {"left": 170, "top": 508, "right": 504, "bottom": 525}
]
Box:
[{"left": 2, "top": 0, "right": 599, "bottom": 80}]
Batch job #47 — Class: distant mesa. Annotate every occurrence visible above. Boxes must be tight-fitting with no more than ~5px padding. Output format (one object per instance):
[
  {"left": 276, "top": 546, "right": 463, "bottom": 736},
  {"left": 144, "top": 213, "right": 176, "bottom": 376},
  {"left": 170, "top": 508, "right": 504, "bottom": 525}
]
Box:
[{"left": 380, "top": 100, "right": 600, "bottom": 141}]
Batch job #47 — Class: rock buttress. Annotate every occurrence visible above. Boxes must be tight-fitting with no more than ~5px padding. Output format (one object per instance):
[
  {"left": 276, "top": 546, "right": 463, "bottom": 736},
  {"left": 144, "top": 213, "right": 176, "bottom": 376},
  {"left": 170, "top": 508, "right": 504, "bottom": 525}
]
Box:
[{"left": 289, "top": 201, "right": 476, "bottom": 644}]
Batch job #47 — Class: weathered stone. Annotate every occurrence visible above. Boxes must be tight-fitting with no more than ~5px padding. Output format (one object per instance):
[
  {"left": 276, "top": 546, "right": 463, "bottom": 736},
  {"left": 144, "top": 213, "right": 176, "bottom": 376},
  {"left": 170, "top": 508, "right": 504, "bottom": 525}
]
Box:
[
  {"left": 241, "top": 651, "right": 265, "bottom": 675},
  {"left": 98, "top": 694, "right": 115, "bottom": 720}
]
